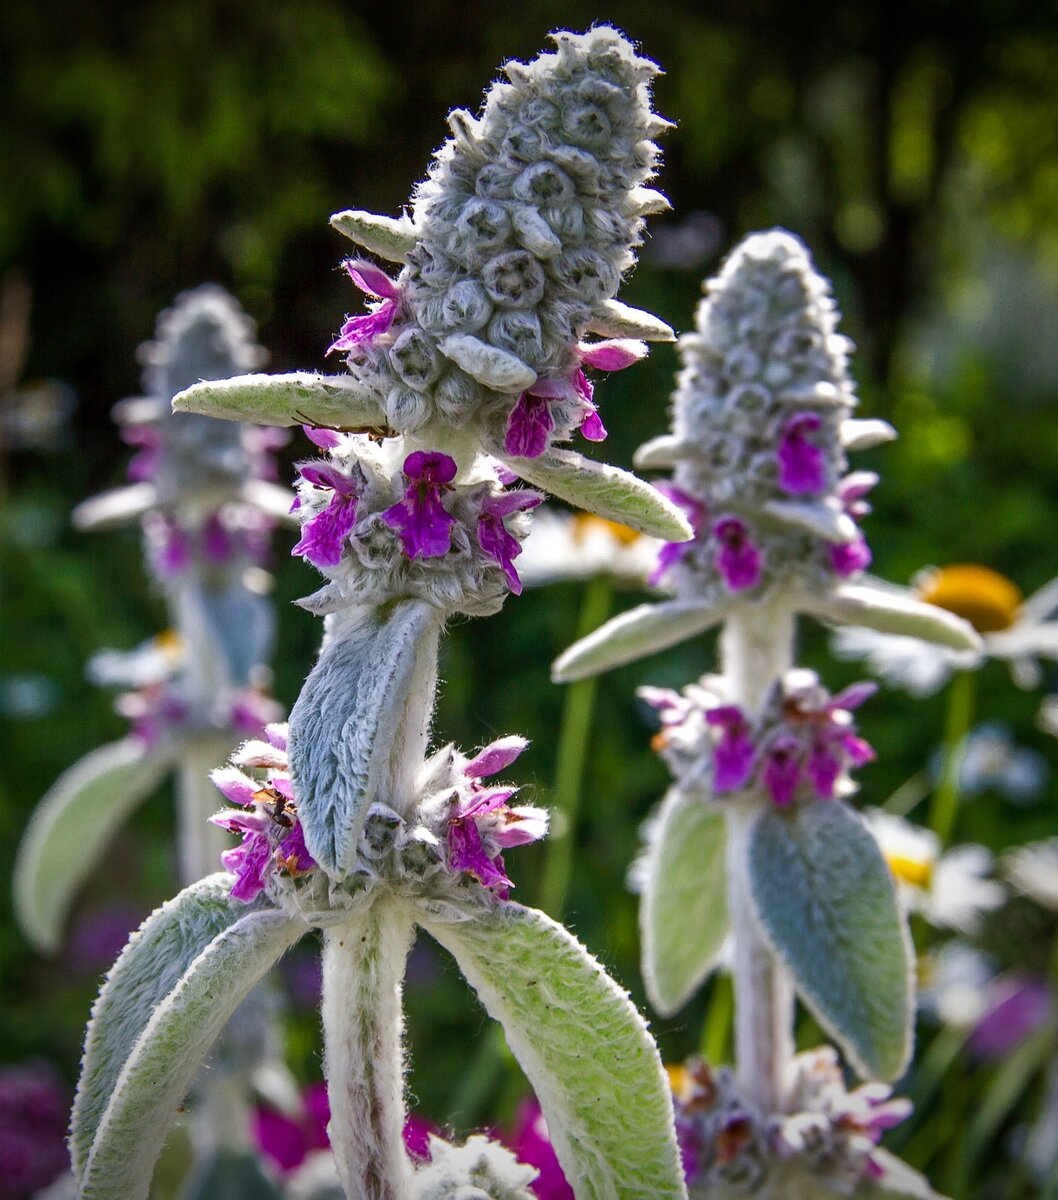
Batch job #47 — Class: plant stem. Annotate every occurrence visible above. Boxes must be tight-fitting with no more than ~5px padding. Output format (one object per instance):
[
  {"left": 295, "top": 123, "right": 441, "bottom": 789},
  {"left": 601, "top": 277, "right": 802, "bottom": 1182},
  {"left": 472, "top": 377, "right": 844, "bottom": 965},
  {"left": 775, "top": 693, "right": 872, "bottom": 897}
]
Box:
[
  {"left": 929, "top": 668, "right": 976, "bottom": 845},
  {"left": 720, "top": 603, "right": 796, "bottom": 1114},
  {"left": 322, "top": 901, "right": 415, "bottom": 1200},
  {"left": 177, "top": 740, "right": 232, "bottom": 883},
  {"left": 539, "top": 577, "right": 612, "bottom": 918}
]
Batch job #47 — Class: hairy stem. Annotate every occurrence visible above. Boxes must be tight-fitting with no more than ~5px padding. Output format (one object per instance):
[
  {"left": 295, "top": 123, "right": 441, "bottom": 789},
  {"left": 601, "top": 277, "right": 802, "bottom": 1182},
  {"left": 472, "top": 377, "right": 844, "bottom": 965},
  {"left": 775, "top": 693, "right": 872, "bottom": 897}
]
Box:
[
  {"left": 720, "top": 602, "right": 796, "bottom": 1113},
  {"left": 540, "top": 576, "right": 612, "bottom": 918},
  {"left": 322, "top": 902, "right": 415, "bottom": 1200},
  {"left": 177, "top": 740, "right": 233, "bottom": 883}
]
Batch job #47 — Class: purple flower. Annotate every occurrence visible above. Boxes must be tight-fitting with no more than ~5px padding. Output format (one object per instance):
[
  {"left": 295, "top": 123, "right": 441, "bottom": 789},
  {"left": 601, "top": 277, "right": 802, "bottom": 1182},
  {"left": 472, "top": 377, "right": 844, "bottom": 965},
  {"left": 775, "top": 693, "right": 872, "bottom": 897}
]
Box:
[
  {"left": 403, "top": 1114, "right": 437, "bottom": 1163},
  {"left": 777, "top": 411, "right": 826, "bottom": 494},
  {"left": 255, "top": 1082, "right": 330, "bottom": 1174},
  {"left": 303, "top": 423, "right": 342, "bottom": 450},
  {"left": 291, "top": 460, "right": 360, "bottom": 568},
  {"left": 68, "top": 904, "right": 143, "bottom": 973},
  {"left": 829, "top": 532, "right": 872, "bottom": 578},
  {"left": 115, "top": 684, "right": 189, "bottom": 747},
  {"left": 570, "top": 339, "right": 645, "bottom": 445},
  {"left": 570, "top": 369, "right": 607, "bottom": 442},
  {"left": 713, "top": 516, "right": 762, "bottom": 591},
  {"left": 464, "top": 735, "right": 529, "bottom": 779},
  {"left": 761, "top": 733, "right": 803, "bottom": 807},
  {"left": 229, "top": 688, "right": 284, "bottom": 737},
  {"left": 382, "top": 451, "right": 458, "bottom": 559},
  {"left": 201, "top": 512, "right": 233, "bottom": 565},
  {"left": 121, "top": 425, "right": 161, "bottom": 483},
  {"left": 505, "top": 387, "right": 557, "bottom": 458},
  {"left": 144, "top": 512, "right": 191, "bottom": 577},
  {"left": 705, "top": 706, "right": 756, "bottom": 792},
  {"left": 327, "top": 260, "right": 400, "bottom": 356},
  {"left": 448, "top": 796, "right": 514, "bottom": 894},
  {"left": 477, "top": 489, "right": 542, "bottom": 595},
  {"left": 968, "top": 976, "right": 1053, "bottom": 1060},
  {"left": 651, "top": 485, "right": 708, "bottom": 586}
]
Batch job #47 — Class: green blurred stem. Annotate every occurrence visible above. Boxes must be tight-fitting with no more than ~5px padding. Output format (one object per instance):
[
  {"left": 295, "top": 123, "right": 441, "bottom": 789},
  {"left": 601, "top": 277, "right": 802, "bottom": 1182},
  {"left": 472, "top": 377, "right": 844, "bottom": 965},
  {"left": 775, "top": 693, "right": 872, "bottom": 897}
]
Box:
[
  {"left": 701, "top": 973, "right": 734, "bottom": 1066},
  {"left": 539, "top": 577, "right": 613, "bottom": 919},
  {"left": 928, "top": 669, "right": 976, "bottom": 845}
]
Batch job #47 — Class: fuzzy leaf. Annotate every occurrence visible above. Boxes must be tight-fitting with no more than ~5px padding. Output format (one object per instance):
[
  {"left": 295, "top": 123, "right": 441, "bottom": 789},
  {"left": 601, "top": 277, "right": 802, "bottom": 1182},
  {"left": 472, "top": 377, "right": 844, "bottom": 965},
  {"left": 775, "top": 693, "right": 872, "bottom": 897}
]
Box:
[
  {"left": 748, "top": 801, "right": 914, "bottom": 1081},
  {"left": 552, "top": 599, "right": 728, "bottom": 682},
  {"left": 588, "top": 299, "right": 676, "bottom": 343},
  {"left": 762, "top": 498, "right": 858, "bottom": 544},
  {"left": 288, "top": 600, "right": 441, "bottom": 877},
  {"left": 640, "top": 790, "right": 729, "bottom": 1016},
  {"left": 75, "top": 880, "right": 304, "bottom": 1199},
  {"left": 841, "top": 418, "right": 898, "bottom": 451},
  {"left": 14, "top": 739, "right": 174, "bottom": 952},
  {"left": 509, "top": 448, "right": 694, "bottom": 542},
  {"left": 72, "top": 483, "right": 159, "bottom": 531},
  {"left": 329, "top": 209, "right": 418, "bottom": 261},
  {"left": 437, "top": 334, "right": 536, "bottom": 392},
  {"left": 71, "top": 875, "right": 262, "bottom": 1172},
  {"left": 172, "top": 372, "right": 387, "bottom": 430},
  {"left": 861, "top": 1150, "right": 948, "bottom": 1200},
  {"left": 633, "top": 435, "right": 689, "bottom": 470},
  {"left": 420, "top": 902, "right": 687, "bottom": 1200},
  {"left": 239, "top": 478, "right": 299, "bottom": 523},
  {"left": 801, "top": 582, "right": 981, "bottom": 650}
]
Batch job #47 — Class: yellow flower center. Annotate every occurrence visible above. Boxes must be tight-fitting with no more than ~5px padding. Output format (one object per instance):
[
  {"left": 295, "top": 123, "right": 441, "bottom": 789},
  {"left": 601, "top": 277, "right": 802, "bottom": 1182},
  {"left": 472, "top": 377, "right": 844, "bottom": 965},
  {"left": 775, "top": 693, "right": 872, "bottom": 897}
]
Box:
[
  {"left": 152, "top": 629, "right": 185, "bottom": 663},
  {"left": 571, "top": 512, "right": 642, "bottom": 546},
  {"left": 666, "top": 1063, "right": 693, "bottom": 1101},
  {"left": 916, "top": 564, "right": 1022, "bottom": 633},
  {"left": 885, "top": 851, "right": 934, "bottom": 890}
]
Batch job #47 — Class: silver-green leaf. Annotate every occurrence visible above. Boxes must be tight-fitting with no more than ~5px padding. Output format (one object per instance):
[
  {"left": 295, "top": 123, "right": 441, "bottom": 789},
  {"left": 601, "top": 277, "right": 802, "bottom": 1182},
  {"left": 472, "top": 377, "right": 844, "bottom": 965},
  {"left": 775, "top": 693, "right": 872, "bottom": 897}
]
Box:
[
  {"left": 800, "top": 582, "right": 980, "bottom": 650},
  {"left": 640, "top": 789, "right": 729, "bottom": 1016},
  {"left": 861, "top": 1150, "right": 948, "bottom": 1199},
  {"left": 14, "top": 739, "right": 175, "bottom": 952},
  {"left": 419, "top": 902, "right": 687, "bottom": 1200},
  {"left": 747, "top": 801, "right": 914, "bottom": 1082},
  {"left": 76, "top": 883, "right": 304, "bottom": 1199},
  {"left": 329, "top": 209, "right": 418, "bottom": 261},
  {"left": 552, "top": 599, "right": 728, "bottom": 682},
  {"left": 172, "top": 372, "right": 387, "bottom": 430},
  {"left": 508, "top": 448, "right": 694, "bottom": 542},
  {"left": 288, "top": 600, "right": 442, "bottom": 877}
]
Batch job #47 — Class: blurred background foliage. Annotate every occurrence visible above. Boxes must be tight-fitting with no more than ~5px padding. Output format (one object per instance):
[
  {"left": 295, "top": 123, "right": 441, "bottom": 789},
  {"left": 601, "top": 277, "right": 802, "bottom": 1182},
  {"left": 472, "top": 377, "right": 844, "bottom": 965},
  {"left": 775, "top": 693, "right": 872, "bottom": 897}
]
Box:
[{"left": 2, "top": 1, "right": 1058, "bottom": 1196}]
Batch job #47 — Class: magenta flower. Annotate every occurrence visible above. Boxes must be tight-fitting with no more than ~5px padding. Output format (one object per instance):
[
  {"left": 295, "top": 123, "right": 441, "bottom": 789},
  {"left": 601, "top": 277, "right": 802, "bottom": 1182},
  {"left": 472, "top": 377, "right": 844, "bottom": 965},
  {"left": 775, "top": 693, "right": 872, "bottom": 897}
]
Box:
[
  {"left": 144, "top": 512, "right": 191, "bottom": 577},
  {"left": 651, "top": 484, "right": 709, "bottom": 585},
  {"left": 327, "top": 260, "right": 401, "bottom": 356},
  {"left": 115, "top": 684, "right": 189, "bottom": 747},
  {"left": 0, "top": 1062, "right": 70, "bottom": 1200},
  {"left": 705, "top": 706, "right": 756, "bottom": 792},
  {"left": 303, "top": 423, "right": 342, "bottom": 450},
  {"left": 777, "top": 411, "right": 826, "bottom": 494},
  {"left": 477, "top": 489, "right": 543, "bottom": 595},
  {"left": 201, "top": 512, "right": 233, "bottom": 565},
  {"left": 382, "top": 451, "right": 458, "bottom": 559},
  {"left": 121, "top": 425, "right": 162, "bottom": 483},
  {"left": 968, "top": 976, "right": 1053, "bottom": 1060},
  {"left": 255, "top": 1082, "right": 331, "bottom": 1174},
  {"left": 713, "top": 516, "right": 763, "bottom": 591},
  {"left": 465, "top": 735, "right": 528, "bottom": 779},
  {"left": 829, "top": 533, "right": 872, "bottom": 578},
  {"left": 761, "top": 733, "right": 803, "bottom": 807},
  {"left": 505, "top": 386, "right": 558, "bottom": 458},
  {"left": 292, "top": 460, "right": 360, "bottom": 568}
]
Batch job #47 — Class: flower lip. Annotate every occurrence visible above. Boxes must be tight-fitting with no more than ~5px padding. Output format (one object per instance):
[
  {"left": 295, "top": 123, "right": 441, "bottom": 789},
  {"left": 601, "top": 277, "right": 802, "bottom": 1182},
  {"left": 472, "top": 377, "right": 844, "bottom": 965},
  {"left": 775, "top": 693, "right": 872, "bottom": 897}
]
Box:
[{"left": 916, "top": 564, "right": 1022, "bottom": 634}]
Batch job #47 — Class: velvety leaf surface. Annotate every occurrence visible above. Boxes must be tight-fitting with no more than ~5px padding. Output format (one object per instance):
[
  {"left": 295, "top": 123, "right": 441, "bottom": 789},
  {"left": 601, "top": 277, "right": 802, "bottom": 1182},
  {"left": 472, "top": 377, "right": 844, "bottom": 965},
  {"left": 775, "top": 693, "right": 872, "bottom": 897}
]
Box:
[
  {"left": 640, "top": 788, "right": 729, "bottom": 1016},
  {"left": 419, "top": 901, "right": 687, "bottom": 1200},
  {"left": 14, "top": 738, "right": 174, "bottom": 952},
  {"left": 748, "top": 800, "right": 914, "bottom": 1081},
  {"left": 172, "top": 371, "right": 387, "bottom": 429}
]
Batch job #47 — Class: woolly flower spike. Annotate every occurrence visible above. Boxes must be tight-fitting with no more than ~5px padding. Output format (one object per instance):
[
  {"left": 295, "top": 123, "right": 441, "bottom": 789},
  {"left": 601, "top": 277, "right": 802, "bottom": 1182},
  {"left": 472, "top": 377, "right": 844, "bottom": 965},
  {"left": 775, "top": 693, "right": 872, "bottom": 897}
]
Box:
[
  {"left": 210, "top": 724, "right": 317, "bottom": 903},
  {"left": 72, "top": 286, "right": 292, "bottom": 578},
  {"left": 671, "top": 1051, "right": 920, "bottom": 1198},
  {"left": 173, "top": 30, "right": 693, "bottom": 545},
  {"left": 643, "top": 669, "right": 875, "bottom": 808},
  {"left": 291, "top": 436, "right": 541, "bottom": 617},
  {"left": 552, "top": 234, "right": 981, "bottom": 682},
  {"left": 643, "top": 230, "right": 873, "bottom": 602}
]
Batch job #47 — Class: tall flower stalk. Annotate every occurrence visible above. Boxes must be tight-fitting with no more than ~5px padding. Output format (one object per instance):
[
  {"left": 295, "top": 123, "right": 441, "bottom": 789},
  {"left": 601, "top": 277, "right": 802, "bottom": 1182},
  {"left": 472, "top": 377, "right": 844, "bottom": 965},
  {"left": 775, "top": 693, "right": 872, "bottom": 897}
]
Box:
[
  {"left": 71, "top": 30, "right": 691, "bottom": 1200},
  {"left": 554, "top": 231, "right": 982, "bottom": 1197}
]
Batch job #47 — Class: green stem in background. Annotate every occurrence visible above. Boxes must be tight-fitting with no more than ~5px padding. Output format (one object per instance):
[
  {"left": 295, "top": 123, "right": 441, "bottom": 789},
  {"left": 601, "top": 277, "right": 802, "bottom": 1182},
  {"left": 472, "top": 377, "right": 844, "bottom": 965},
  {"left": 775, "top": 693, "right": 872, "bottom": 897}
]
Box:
[
  {"left": 701, "top": 973, "right": 734, "bottom": 1066},
  {"left": 928, "top": 668, "right": 976, "bottom": 845},
  {"left": 539, "top": 577, "right": 613, "bottom": 919}
]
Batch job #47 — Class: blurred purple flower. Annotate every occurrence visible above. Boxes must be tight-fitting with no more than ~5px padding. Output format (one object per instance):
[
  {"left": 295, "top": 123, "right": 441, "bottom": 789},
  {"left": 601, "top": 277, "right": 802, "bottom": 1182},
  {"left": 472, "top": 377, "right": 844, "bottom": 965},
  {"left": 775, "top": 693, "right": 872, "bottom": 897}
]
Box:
[
  {"left": 508, "top": 1097, "right": 573, "bottom": 1200},
  {"left": 0, "top": 1062, "right": 70, "bottom": 1200},
  {"left": 67, "top": 904, "right": 143, "bottom": 973},
  {"left": 968, "top": 975, "right": 1054, "bottom": 1060}
]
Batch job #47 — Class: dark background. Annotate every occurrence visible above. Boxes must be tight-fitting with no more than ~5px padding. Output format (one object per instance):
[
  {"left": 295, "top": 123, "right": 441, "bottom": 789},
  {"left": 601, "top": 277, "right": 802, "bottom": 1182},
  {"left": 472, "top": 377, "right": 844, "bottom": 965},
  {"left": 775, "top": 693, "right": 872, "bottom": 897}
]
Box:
[{"left": 3, "top": 2, "right": 1058, "bottom": 1196}]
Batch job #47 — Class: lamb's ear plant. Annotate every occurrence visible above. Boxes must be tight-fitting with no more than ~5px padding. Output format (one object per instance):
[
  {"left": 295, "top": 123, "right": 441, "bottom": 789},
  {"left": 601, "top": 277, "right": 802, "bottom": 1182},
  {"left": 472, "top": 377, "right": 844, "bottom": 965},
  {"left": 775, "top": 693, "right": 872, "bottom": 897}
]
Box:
[
  {"left": 74, "top": 29, "right": 689, "bottom": 1200},
  {"left": 555, "top": 232, "right": 982, "bottom": 1198},
  {"left": 15, "top": 285, "right": 289, "bottom": 949}
]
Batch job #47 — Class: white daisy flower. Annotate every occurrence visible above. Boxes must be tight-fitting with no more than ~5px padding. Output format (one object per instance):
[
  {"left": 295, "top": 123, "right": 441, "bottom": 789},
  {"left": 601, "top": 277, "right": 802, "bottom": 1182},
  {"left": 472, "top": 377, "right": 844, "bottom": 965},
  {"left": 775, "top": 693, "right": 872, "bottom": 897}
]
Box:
[
  {"left": 1004, "top": 838, "right": 1058, "bottom": 911},
  {"left": 918, "top": 941, "right": 996, "bottom": 1028},
  {"left": 833, "top": 565, "right": 1058, "bottom": 695},
  {"left": 865, "top": 809, "right": 1005, "bottom": 933}
]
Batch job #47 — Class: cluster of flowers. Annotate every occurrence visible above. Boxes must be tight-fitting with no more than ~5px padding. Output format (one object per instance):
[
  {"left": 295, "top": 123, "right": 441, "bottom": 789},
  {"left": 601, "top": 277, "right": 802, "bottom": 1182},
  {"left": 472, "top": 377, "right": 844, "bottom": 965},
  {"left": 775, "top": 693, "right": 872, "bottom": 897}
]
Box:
[
  {"left": 330, "top": 28, "right": 670, "bottom": 454},
  {"left": 642, "top": 231, "right": 883, "bottom": 604},
  {"left": 211, "top": 729, "right": 546, "bottom": 907},
  {"left": 672, "top": 1051, "right": 911, "bottom": 1197},
  {"left": 642, "top": 668, "right": 876, "bottom": 807},
  {"left": 290, "top": 437, "right": 541, "bottom": 614}
]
